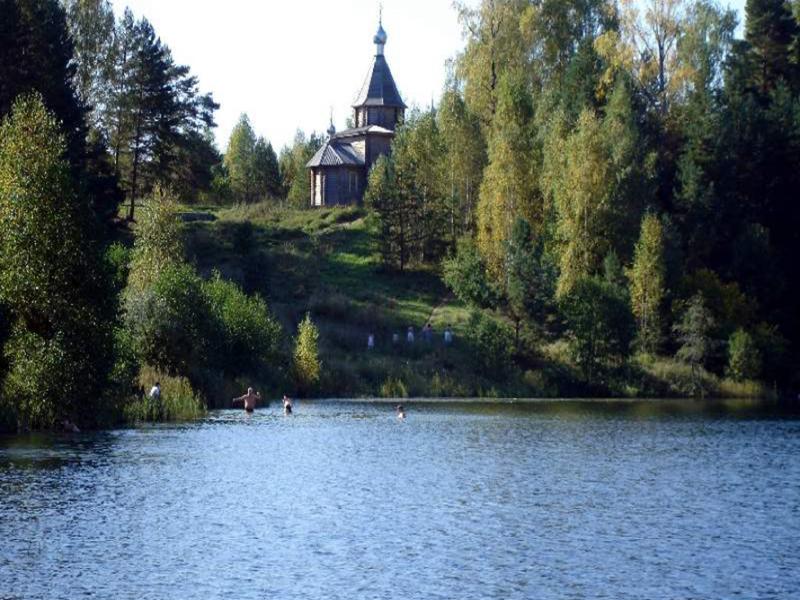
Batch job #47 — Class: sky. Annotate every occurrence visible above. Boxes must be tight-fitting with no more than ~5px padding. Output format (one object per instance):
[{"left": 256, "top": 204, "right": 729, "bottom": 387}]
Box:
[{"left": 112, "top": 0, "right": 747, "bottom": 152}]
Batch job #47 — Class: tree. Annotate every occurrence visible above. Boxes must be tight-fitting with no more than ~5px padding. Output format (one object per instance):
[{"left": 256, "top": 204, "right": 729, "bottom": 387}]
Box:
[
  {"left": 443, "top": 237, "right": 498, "bottom": 309},
  {"left": 293, "top": 313, "right": 320, "bottom": 396},
  {"left": 224, "top": 114, "right": 257, "bottom": 202},
  {"left": 673, "top": 293, "right": 716, "bottom": 395},
  {"left": 559, "top": 276, "right": 635, "bottom": 382},
  {"left": 127, "top": 187, "right": 184, "bottom": 293},
  {"left": 438, "top": 87, "right": 487, "bottom": 245},
  {"left": 0, "top": 94, "right": 113, "bottom": 429},
  {"left": 476, "top": 71, "right": 540, "bottom": 278},
  {"left": 365, "top": 154, "right": 417, "bottom": 271},
  {"left": 253, "top": 136, "right": 281, "bottom": 199},
  {"left": 455, "top": 0, "right": 527, "bottom": 128},
  {"left": 392, "top": 110, "right": 447, "bottom": 261},
  {"left": 102, "top": 9, "right": 218, "bottom": 219},
  {"left": 727, "top": 328, "right": 762, "bottom": 381},
  {"left": 62, "top": 0, "right": 116, "bottom": 131},
  {"left": 629, "top": 213, "right": 666, "bottom": 353},
  {"left": 744, "top": 0, "right": 799, "bottom": 93},
  {"left": 504, "top": 217, "right": 556, "bottom": 341},
  {"left": 545, "top": 79, "right": 647, "bottom": 298},
  {"left": 279, "top": 130, "right": 323, "bottom": 206}
]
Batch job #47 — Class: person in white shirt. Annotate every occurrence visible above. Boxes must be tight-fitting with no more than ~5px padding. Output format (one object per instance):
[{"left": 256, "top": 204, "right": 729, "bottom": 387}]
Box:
[{"left": 149, "top": 382, "right": 161, "bottom": 400}]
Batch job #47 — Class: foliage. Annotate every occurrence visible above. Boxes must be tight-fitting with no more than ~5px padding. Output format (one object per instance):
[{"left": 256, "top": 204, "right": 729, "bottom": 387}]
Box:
[
  {"left": 127, "top": 187, "right": 184, "bottom": 292},
  {"left": 293, "top": 313, "right": 321, "bottom": 395},
  {"left": 467, "top": 311, "right": 513, "bottom": 375},
  {"left": 0, "top": 94, "right": 113, "bottom": 429},
  {"left": 380, "top": 377, "right": 409, "bottom": 399},
  {"left": 280, "top": 130, "right": 323, "bottom": 207},
  {"left": 629, "top": 214, "right": 666, "bottom": 353},
  {"left": 124, "top": 366, "right": 205, "bottom": 422},
  {"left": 559, "top": 276, "right": 635, "bottom": 381},
  {"left": 125, "top": 263, "right": 212, "bottom": 379},
  {"left": 477, "top": 71, "right": 540, "bottom": 277},
  {"left": 726, "top": 328, "right": 762, "bottom": 381},
  {"left": 443, "top": 237, "right": 497, "bottom": 309},
  {"left": 504, "top": 217, "right": 556, "bottom": 337},
  {"left": 203, "top": 273, "right": 282, "bottom": 376},
  {"left": 673, "top": 293, "right": 716, "bottom": 396}
]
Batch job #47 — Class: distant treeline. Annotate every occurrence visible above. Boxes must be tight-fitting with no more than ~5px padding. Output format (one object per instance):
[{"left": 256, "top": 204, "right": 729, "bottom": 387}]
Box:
[{"left": 364, "top": 0, "right": 800, "bottom": 393}]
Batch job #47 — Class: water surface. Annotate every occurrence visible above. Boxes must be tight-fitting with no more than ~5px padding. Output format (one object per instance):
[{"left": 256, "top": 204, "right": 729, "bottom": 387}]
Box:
[{"left": 1, "top": 399, "right": 799, "bottom": 599}]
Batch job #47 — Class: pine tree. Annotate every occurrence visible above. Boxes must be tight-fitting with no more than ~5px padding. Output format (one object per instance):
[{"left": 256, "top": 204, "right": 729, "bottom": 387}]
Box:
[
  {"left": 253, "top": 136, "right": 281, "bottom": 199},
  {"left": 745, "top": 0, "right": 799, "bottom": 93},
  {"left": 674, "top": 294, "right": 716, "bottom": 396},
  {"left": 628, "top": 214, "right": 666, "bottom": 353},
  {"left": 505, "top": 217, "right": 556, "bottom": 341}
]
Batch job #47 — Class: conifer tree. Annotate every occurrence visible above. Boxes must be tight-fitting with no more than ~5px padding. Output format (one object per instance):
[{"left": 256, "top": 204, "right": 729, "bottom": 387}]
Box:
[
  {"left": 629, "top": 214, "right": 666, "bottom": 353},
  {"left": 253, "top": 136, "right": 281, "bottom": 199},
  {"left": 745, "top": 0, "right": 799, "bottom": 93}
]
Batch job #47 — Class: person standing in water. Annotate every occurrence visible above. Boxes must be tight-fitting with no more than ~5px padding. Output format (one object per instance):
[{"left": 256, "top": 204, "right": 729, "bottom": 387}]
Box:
[
  {"left": 232, "top": 387, "right": 261, "bottom": 413},
  {"left": 283, "top": 395, "right": 293, "bottom": 415},
  {"left": 396, "top": 404, "right": 406, "bottom": 420}
]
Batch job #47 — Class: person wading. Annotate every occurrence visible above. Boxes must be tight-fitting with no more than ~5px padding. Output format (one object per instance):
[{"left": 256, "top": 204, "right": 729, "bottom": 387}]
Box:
[{"left": 232, "top": 387, "right": 262, "bottom": 413}]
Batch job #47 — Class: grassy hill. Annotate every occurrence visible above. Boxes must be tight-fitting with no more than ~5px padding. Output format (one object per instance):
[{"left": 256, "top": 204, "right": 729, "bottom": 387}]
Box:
[{"left": 177, "top": 201, "right": 770, "bottom": 400}]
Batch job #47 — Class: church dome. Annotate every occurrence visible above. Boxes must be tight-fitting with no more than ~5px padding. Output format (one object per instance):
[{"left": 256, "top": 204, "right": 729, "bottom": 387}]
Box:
[{"left": 373, "top": 23, "right": 387, "bottom": 46}]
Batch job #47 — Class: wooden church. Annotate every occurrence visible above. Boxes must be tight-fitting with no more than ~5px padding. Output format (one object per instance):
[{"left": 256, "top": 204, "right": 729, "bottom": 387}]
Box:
[{"left": 306, "top": 18, "right": 406, "bottom": 207}]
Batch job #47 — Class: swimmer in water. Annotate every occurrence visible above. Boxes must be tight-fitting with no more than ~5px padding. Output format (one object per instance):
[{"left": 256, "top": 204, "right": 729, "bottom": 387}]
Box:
[
  {"left": 232, "top": 387, "right": 261, "bottom": 413},
  {"left": 396, "top": 404, "right": 406, "bottom": 420},
  {"left": 283, "top": 395, "right": 293, "bottom": 415}
]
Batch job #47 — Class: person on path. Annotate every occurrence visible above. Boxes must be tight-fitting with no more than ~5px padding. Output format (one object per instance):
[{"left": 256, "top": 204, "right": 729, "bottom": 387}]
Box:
[
  {"left": 232, "top": 387, "right": 261, "bottom": 413},
  {"left": 444, "top": 326, "right": 453, "bottom": 346},
  {"left": 283, "top": 395, "right": 293, "bottom": 415},
  {"left": 149, "top": 382, "right": 161, "bottom": 400},
  {"left": 407, "top": 326, "right": 415, "bottom": 344},
  {"left": 367, "top": 333, "right": 375, "bottom": 351}
]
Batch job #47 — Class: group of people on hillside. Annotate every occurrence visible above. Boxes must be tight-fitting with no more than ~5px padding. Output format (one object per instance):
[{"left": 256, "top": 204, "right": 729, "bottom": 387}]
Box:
[{"left": 371, "top": 323, "right": 454, "bottom": 351}]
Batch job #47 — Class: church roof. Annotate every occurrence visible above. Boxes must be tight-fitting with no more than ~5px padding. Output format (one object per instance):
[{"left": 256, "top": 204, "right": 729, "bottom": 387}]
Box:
[
  {"left": 333, "top": 125, "right": 394, "bottom": 139},
  {"left": 306, "top": 141, "right": 365, "bottom": 168},
  {"left": 353, "top": 54, "right": 406, "bottom": 109}
]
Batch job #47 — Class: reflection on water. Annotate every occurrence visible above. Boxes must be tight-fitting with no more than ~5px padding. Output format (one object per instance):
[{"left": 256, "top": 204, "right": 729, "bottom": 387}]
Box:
[{"left": 1, "top": 399, "right": 799, "bottom": 600}]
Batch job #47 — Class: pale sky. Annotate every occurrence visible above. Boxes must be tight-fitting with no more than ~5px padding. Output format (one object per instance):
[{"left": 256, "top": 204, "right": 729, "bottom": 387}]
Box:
[{"left": 112, "top": 0, "right": 747, "bottom": 153}]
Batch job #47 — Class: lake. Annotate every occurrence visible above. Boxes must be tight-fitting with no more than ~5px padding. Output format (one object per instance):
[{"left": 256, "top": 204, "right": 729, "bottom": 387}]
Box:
[{"left": 1, "top": 399, "right": 799, "bottom": 599}]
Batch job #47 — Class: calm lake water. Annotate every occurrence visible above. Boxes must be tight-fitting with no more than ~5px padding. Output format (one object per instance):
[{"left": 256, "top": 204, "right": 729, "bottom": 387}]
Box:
[{"left": 1, "top": 399, "right": 799, "bottom": 600}]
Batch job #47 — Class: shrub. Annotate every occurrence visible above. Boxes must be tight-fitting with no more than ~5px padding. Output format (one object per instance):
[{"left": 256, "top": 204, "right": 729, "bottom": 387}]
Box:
[
  {"left": 727, "top": 329, "right": 762, "bottom": 381},
  {"left": 203, "top": 273, "right": 282, "bottom": 376},
  {"left": 467, "top": 312, "right": 513, "bottom": 375},
  {"left": 559, "top": 277, "right": 635, "bottom": 381},
  {"left": 443, "top": 237, "right": 498, "bottom": 309},
  {"left": 380, "top": 377, "right": 409, "bottom": 398},
  {"left": 293, "top": 313, "right": 321, "bottom": 395},
  {"left": 125, "top": 264, "right": 213, "bottom": 378},
  {"left": 105, "top": 242, "right": 132, "bottom": 292}
]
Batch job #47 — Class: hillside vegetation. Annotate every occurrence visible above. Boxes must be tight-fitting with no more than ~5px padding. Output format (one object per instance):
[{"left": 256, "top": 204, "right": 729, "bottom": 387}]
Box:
[{"left": 180, "top": 202, "right": 771, "bottom": 401}]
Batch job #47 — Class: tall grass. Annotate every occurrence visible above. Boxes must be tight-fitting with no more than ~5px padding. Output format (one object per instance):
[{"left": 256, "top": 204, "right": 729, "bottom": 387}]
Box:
[{"left": 124, "top": 367, "right": 206, "bottom": 423}]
